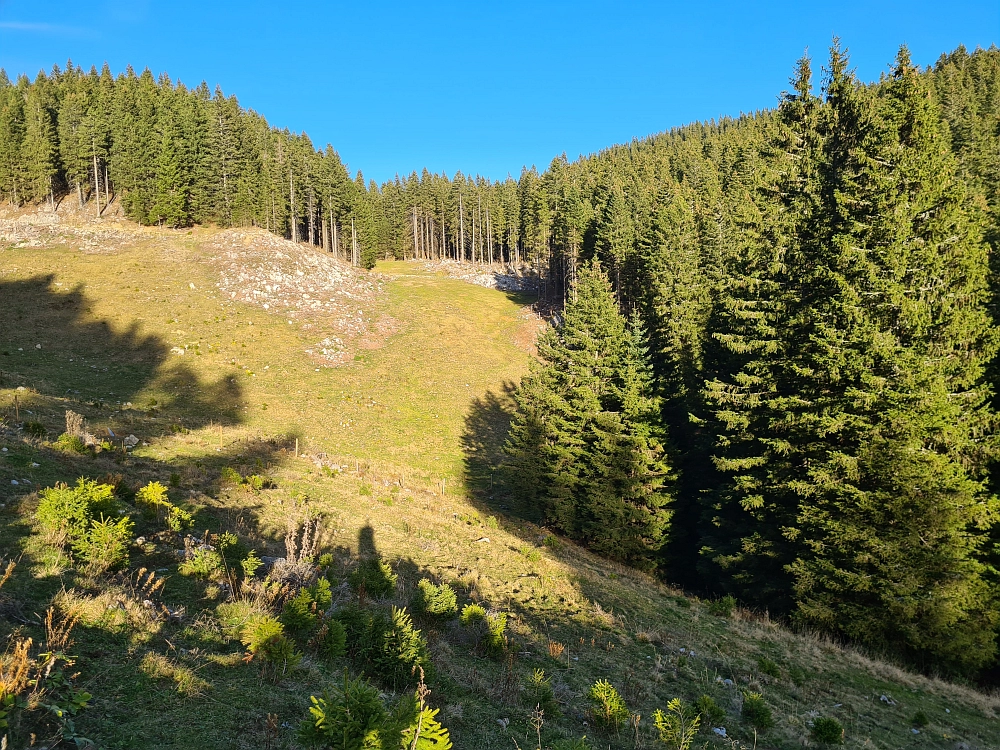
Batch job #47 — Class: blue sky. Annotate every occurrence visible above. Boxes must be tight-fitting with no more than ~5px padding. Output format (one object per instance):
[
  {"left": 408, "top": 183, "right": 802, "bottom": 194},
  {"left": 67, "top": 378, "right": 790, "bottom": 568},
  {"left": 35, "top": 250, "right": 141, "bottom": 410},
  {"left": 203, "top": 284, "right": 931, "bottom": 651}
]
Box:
[{"left": 0, "top": 1, "right": 996, "bottom": 183}]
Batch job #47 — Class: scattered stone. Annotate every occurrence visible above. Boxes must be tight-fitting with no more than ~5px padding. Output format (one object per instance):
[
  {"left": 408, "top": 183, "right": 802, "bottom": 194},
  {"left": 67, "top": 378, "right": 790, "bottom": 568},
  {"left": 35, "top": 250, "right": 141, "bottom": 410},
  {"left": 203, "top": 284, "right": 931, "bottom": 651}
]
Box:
[{"left": 880, "top": 694, "right": 897, "bottom": 706}]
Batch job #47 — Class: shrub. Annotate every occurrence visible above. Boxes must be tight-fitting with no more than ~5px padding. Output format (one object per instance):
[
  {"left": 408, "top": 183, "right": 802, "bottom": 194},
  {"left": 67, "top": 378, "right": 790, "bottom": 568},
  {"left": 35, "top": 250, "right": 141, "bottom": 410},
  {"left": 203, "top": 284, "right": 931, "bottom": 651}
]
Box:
[
  {"left": 282, "top": 589, "right": 319, "bottom": 634},
  {"left": 241, "top": 550, "right": 263, "bottom": 579},
  {"left": 811, "top": 716, "right": 844, "bottom": 744},
  {"left": 308, "top": 577, "right": 334, "bottom": 610},
  {"left": 653, "top": 698, "right": 701, "bottom": 750},
  {"left": 220, "top": 466, "right": 242, "bottom": 486},
  {"left": 551, "top": 740, "right": 592, "bottom": 750},
  {"left": 335, "top": 604, "right": 391, "bottom": 660},
  {"left": 136, "top": 480, "right": 169, "bottom": 511},
  {"left": 757, "top": 657, "right": 781, "bottom": 679},
  {"left": 54, "top": 433, "right": 88, "bottom": 453},
  {"left": 179, "top": 548, "right": 223, "bottom": 579},
  {"left": 741, "top": 692, "right": 774, "bottom": 731},
  {"left": 165, "top": 504, "right": 194, "bottom": 531},
  {"left": 412, "top": 579, "right": 458, "bottom": 620},
  {"left": 298, "top": 674, "right": 389, "bottom": 750},
  {"left": 241, "top": 614, "right": 301, "bottom": 672},
  {"left": 37, "top": 479, "right": 118, "bottom": 544},
  {"left": 459, "top": 604, "right": 507, "bottom": 658},
  {"left": 587, "top": 680, "right": 630, "bottom": 732},
  {"left": 911, "top": 710, "right": 929, "bottom": 728},
  {"left": 459, "top": 603, "right": 486, "bottom": 625},
  {"left": 73, "top": 515, "right": 134, "bottom": 573},
  {"left": 397, "top": 694, "right": 453, "bottom": 749},
  {"left": 23, "top": 421, "right": 46, "bottom": 438},
  {"left": 694, "top": 694, "right": 725, "bottom": 727},
  {"left": 525, "top": 668, "right": 559, "bottom": 717},
  {"left": 376, "top": 607, "right": 433, "bottom": 688},
  {"left": 244, "top": 474, "right": 266, "bottom": 492},
  {"left": 349, "top": 557, "right": 397, "bottom": 597},
  {"left": 707, "top": 595, "right": 737, "bottom": 617},
  {"left": 217, "top": 600, "right": 258, "bottom": 637},
  {"left": 333, "top": 605, "right": 431, "bottom": 689},
  {"left": 310, "top": 619, "right": 347, "bottom": 662}
]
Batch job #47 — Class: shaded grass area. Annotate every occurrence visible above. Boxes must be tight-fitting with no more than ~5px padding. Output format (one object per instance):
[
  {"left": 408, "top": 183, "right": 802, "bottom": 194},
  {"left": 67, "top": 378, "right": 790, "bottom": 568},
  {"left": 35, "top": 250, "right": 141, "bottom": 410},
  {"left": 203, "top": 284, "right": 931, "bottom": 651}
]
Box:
[{"left": 1, "top": 230, "right": 998, "bottom": 750}]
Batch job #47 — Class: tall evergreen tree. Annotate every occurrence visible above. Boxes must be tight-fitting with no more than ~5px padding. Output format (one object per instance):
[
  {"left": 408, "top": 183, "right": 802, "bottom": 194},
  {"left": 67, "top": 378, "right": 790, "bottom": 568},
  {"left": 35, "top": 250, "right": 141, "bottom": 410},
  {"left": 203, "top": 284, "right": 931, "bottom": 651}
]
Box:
[
  {"left": 505, "top": 262, "right": 673, "bottom": 569},
  {"left": 783, "top": 45, "right": 999, "bottom": 673}
]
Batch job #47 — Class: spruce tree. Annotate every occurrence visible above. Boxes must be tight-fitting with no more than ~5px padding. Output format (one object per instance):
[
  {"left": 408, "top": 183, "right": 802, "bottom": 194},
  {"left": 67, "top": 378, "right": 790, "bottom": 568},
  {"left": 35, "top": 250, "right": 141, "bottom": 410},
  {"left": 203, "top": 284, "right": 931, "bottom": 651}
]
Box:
[
  {"left": 699, "top": 54, "right": 818, "bottom": 609},
  {"left": 505, "top": 262, "right": 672, "bottom": 569},
  {"left": 784, "top": 45, "right": 999, "bottom": 673}
]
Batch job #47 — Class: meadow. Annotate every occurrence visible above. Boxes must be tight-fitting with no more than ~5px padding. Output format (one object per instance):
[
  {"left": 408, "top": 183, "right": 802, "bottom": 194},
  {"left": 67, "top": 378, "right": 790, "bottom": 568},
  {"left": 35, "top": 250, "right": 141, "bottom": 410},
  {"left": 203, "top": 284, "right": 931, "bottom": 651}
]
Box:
[{"left": 1, "top": 215, "right": 997, "bottom": 749}]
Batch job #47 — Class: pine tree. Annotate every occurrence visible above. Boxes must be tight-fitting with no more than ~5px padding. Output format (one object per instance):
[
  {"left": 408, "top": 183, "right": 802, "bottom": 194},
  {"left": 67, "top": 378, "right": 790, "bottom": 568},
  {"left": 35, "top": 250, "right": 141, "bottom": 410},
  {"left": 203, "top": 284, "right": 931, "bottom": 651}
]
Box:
[
  {"left": 783, "top": 45, "right": 999, "bottom": 673},
  {"left": 699, "top": 54, "right": 818, "bottom": 609},
  {"left": 505, "top": 262, "right": 673, "bottom": 568}
]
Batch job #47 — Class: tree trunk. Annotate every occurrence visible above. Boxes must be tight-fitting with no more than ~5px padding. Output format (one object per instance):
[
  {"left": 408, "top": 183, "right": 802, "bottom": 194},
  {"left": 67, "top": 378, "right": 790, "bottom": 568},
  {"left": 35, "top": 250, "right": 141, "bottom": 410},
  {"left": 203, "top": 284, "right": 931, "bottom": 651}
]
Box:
[
  {"left": 459, "top": 192, "right": 465, "bottom": 262},
  {"left": 351, "top": 217, "right": 358, "bottom": 266},
  {"left": 308, "top": 190, "right": 315, "bottom": 245},
  {"left": 289, "top": 170, "right": 297, "bottom": 243},
  {"left": 93, "top": 147, "right": 101, "bottom": 217}
]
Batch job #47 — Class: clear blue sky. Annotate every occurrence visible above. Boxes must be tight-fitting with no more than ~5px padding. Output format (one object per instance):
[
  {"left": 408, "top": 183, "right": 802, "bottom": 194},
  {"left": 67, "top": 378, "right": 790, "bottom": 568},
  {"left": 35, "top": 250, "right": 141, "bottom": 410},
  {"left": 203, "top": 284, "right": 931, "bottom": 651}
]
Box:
[{"left": 0, "top": 1, "right": 996, "bottom": 184}]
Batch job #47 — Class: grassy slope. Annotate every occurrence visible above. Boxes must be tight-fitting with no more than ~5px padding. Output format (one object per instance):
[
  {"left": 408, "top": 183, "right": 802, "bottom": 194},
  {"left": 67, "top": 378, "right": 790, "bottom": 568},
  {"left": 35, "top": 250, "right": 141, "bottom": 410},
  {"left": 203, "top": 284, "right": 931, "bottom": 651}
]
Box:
[{"left": 0, "top": 220, "right": 998, "bottom": 750}]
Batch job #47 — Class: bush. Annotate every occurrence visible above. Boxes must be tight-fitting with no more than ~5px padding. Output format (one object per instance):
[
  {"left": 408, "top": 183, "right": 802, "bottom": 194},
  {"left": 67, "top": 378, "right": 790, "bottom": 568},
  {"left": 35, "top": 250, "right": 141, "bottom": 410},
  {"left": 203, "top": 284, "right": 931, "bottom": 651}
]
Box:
[
  {"left": 179, "top": 548, "right": 223, "bottom": 579},
  {"left": 811, "top": 716, "right": 844, "bottom": 744},
  {"left": 525, "top": 668, "right": 560, "bottom": 717},
  {"left": 299, "top": 674, "right": 389, "bottom": 749},
  {"left": 757, "top": 657, "right": 781, "bottom": 679},
  {"left": 551, "top": 740, "right": 592, "bottom": 750},
  {"left": 309, "top": 578, "right": 334, "bottom": 610},
  {"left": 653, "top": 698, "right": 700, "bottom": 750},
  {"left": 741, "top": 692, "right": 774, "bottom": 731},
  {"left": 244, "top": 474, "right": 266, "bottom": 492},
  {"left": 310, "top": 619, "right": 347, "bottom": 662},
  {"left": 335, "top": 604, "right": 391, "bottom": 659},
  {"left": 911, "top": 710, "right": 929, "bottom": 728},
  {"left": 694, "top": 694, "right": 725, "bottom": 727},
  {"left": 73, "top": 515, "right": 134, "bottom": 573},
  {"left": 707, "top": 595, "right": 737, "bottom": 617},
  {"left": 37, "top": 479, "right": 118, "bottom": 544},
  {"left": 459, "top": 604, "right": 507, "bottom": 658},
  {"left": 241, "top": 614, "right": 301, "bottom": 672},
  {"left": 412, "top": 579, "right": 458, "bottom": 620},
  {"left": 398, "top": 696, "right": 453, "bottom": 749},
  {"left": 282, "top": 589, "right": 320, "bottom": 634},
  {"left": 376, "top": 607, "right": 433, "bottom": 688},
  {"left": 220, "top": 466, "right": 242, "bottom": 486},
  {"left": 54, "top": 433, "right": 88, "bottom": 453},
  {"left": 586, "top": 680, "right": 630, "bottom": 732},
  {"left": 23, "top": 421, "right": 46, "bottom": 437},
  {"left": 135, "top": 480, "right": 169, "bottom": 511},
  {"left": 333, "top": 605, "right": 431, "bottom": 689},
  {"left": 217, "top": 600, "right": 258, "bottom": 637},
  {"left": 241, "top": 550, "right": 263, "bottom": 579},
  {"left": 349, "top": 557, "right": 397, "bottom": 597},
  {"left": 282, "top": 578, "right": 334, "bottom": 636},
  {"left": 136, "top": 481, "right": 194, "bottom": 531},
  {"left": 459, "top": 603, "right": 486, "bottom": 625}
]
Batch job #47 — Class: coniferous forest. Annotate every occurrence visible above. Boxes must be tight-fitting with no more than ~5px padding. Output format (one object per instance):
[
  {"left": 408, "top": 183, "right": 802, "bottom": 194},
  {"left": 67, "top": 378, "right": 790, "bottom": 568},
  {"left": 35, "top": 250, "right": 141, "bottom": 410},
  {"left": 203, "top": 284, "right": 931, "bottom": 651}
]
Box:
[{"left": 3, "top": 42, "right": 1000, "bottom": 681}]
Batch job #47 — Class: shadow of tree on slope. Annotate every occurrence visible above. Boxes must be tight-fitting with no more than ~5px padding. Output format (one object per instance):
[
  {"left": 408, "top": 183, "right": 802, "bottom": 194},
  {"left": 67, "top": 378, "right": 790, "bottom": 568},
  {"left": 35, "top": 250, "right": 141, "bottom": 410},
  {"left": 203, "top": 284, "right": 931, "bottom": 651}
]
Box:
[{"left": 0, "top": 275, "right": 242, "bottom": 425}]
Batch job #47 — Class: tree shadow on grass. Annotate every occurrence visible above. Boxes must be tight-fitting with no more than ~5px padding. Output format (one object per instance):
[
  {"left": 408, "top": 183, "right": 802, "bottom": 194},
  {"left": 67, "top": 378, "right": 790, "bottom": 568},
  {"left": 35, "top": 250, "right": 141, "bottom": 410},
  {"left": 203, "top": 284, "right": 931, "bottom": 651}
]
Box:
[
  {"left": 460, "top": 381, "right": 544, "bottom": 524},
  {"left": 0, "top": 274, "right": 243, "bottom": 426}
]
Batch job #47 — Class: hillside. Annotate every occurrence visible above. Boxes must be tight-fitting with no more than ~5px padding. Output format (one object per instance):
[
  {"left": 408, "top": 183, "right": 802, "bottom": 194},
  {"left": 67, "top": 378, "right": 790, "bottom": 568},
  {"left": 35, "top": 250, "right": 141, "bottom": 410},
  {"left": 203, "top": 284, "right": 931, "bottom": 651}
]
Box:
[{"left": 1, "top": 209, "right": 999, "bottom": 750}]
